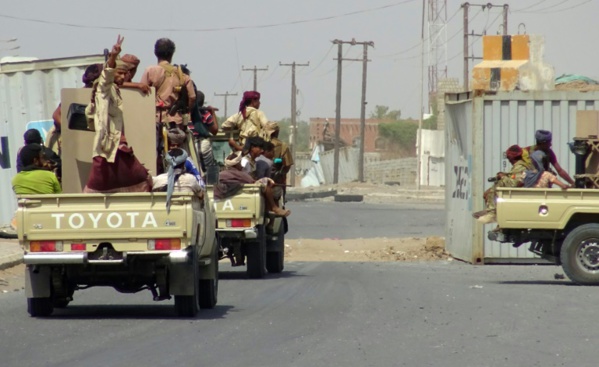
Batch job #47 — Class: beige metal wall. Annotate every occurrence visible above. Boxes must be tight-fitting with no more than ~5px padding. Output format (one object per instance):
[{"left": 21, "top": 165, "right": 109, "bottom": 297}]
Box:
[{"left": 445, "top": 90, "right": 599, "bottom": 264}]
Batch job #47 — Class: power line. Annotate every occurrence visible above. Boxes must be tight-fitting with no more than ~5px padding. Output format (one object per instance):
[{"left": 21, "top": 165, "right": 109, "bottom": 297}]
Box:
[
  {"left": 514, "top": 0, "right": 591, "bottom": 13},
  {"left": 0, "top": 0, "right": 418, "bottom": 33}
]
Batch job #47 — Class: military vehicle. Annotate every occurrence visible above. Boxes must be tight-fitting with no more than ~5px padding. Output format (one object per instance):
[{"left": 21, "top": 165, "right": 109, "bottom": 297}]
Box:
[
  {"left": 16, "top": 88, "right": 218, "bottom": 317},
  {"left": 490, "top": 187, "right": 599, "bottom": 285},
  {"left": 204, "top": 131, "right": 286, "bottom": 279}
]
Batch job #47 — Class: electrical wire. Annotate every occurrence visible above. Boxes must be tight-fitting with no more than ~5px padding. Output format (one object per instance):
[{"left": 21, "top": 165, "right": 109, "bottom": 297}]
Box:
[
  {"left": 306, "top": 44, "right": 335, "bottom": 75},
  {"left": 0, "top": 0, "right": 418, "bottom": 33},
  {"left": 515, "top": 0, "right": 592, "bottom": 14},
  {"left": 512, "top": 0, "right": 549, "bottom": 12}
]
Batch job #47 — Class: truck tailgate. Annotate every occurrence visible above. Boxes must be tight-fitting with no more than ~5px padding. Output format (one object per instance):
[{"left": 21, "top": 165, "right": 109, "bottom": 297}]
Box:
[{"left": 17, "top": 193, "right": 193, "bottom": 245}]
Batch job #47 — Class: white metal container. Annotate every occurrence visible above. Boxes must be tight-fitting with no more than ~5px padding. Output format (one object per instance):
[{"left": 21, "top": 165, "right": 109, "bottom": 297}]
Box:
[
  {"left": 0, "top": 54, "right": 104, "bottom": 225},
  {"left": 445, "top": 90, "right": 599, "bottom": 264}
]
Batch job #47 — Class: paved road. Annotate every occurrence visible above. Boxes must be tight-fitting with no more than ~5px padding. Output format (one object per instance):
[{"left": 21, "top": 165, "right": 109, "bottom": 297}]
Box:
[
  {"left": 286, "top": 201, "right": 445, "bottom": 239},
  {"left": 0, "top": 261, "right": 594, "bottom": 367}
]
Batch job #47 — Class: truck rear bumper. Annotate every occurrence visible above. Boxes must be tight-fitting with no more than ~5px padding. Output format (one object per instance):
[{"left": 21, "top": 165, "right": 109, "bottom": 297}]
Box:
[
  {"left": 215, "top": 228, "right": 257, "bottom": 239},
  {"left": 23, "top": 250, "right": 192, "bottom": 265}
]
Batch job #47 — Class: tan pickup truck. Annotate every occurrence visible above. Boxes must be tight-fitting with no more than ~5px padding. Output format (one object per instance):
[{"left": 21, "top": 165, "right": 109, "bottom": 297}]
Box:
[
  {"left": 204, "top": 132, "right": 286, "bottom": 279},
  {"left": 17, "top": 88, "right": 218, "bottom": 317},
  {"left": 491, "top": 187, "right": 599, "bottom": 285}
]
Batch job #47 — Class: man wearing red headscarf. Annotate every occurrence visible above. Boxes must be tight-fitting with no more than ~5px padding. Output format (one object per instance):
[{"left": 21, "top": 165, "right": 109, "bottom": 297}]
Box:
[
  {"left": 222, "top": 91, "right": 269, "bottom": 150},
  {"left": 474, "top": 144, "right": 533, "bottom": 223}
]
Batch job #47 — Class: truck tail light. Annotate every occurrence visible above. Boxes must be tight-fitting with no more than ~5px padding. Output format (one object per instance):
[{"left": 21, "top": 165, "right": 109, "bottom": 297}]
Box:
[
  {"left": 148, "top": 239, "right": 181, "bottom": 250},
  {"left": 70, "top": 243, "right": 86, "bottom": 251},
  {"left": 30, "top": 241, "right": 63, "bottom": 252},
  {"left": 227, "top": 219, "right": 252, "bottom": 228}
]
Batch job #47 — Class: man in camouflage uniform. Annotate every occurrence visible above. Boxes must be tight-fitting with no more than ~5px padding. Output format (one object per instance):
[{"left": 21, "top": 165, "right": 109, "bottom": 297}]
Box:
[{"left": 475, "top": 145, "right": 532, "bottom": 223}]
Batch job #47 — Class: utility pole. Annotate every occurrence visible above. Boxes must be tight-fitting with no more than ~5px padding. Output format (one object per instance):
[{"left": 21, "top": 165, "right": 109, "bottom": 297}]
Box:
[
  {"left": 280, "top": 61, "right": 309, "bottom": 187},
  {"left": 332, "top": 40, "right": 343, "bottom": 184},
  {"left": 331, "top": 39, "right": 373, "bottom": 183},
  {"left": 242, "top": 65, "right": 268, "bottom": 91},
  {"left": 462, "top": 2, "right": 509, "bottom": 90},
  {"left": 213, "top": 91, "right": 238, "bottom": 118}
]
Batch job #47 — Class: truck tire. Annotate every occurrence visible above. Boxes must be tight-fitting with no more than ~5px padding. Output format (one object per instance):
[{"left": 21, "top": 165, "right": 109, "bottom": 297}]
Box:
[
  {"left": 266, "top": 224, "right": 285, "bottom": 274},
  {"left": 199, "top": 245, "right": 218, "bottom": 309},
  {"left": 174, "top": 252, "right": 199, "bottom": 317},
  {"left": 247, "top": 225, "right": 266, "bottom": 279},
  {"left": 560, "top": 224, "right": 599, "bottom": 285},
  {"left": 27, "top": 297, "right": 53, "bottom": 317}
]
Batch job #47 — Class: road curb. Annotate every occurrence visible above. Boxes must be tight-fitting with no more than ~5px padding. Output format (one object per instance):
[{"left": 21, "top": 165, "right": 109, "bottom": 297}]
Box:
[{"left": 0, "top": 253, "right": 23, "bottom": 271}]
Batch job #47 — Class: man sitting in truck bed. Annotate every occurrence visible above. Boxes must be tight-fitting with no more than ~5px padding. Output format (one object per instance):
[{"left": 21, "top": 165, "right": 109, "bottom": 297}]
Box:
[
  {"left": 12, "top": 143, "right": 62, "bottom": 195},
  {"left": 474, "top": 144, "right": 531, "bottom": 224},
  {"left": 152, "top": 148, "right": 204, "bottom": 213},
  {"left": 214, "top": 151, "right": 290, "bottom": 217},
  {"left": 522, "top": 129, "right": 575, "bottom": 187}
]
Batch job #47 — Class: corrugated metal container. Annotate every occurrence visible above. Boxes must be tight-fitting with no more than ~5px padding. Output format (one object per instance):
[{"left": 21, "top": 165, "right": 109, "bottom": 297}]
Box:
[
  {"left": 0, "top": 54, "right": 104, "bottom": 225},
  {"left": 445, "top": 90, "right": 599, "bottom": 264}
]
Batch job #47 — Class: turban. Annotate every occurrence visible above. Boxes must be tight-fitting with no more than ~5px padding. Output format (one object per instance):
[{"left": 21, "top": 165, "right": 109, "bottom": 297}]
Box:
[
  {"left": 224, "top": 151, "right": 243, "bottom": 168},
  {"left": 167, "top": 127, "right": 187, "bottom": 146},
  {"left": 535, "top": 129, "right": 552, "bottom": 144},
  {"left": 239, "top": 91, "right": 260, "bottom": 119},
  {"left": 82, "top": 63, "right": 103, "bottom": 87},
  {"left": 164, "top": 148, "right": 189, "bottom": 214},
  {"left": 120, "top": 54, "right": 140, "bottom": 69},
  {"left": 505, "top": 144, "right": 522, "bottom": 160},
  {"left": 115, "top": 59, "right": 129, "bottom": 71}
]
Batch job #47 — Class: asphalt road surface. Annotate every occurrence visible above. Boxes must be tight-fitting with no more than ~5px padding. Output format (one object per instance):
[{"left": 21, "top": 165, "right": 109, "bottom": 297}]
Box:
[
  {"left": 1, "top": 202, "right": 595, "bottom": 366},
  {"left": 286, "top": 201, "right": 445, "bottom": 239},
  {"left": 0, "top": 262, "right": 595, "bottom": 367}
]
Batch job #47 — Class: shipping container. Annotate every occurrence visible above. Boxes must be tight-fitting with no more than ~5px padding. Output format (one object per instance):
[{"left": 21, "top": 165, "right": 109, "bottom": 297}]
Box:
[
  {"left": 0, "top": 54, "right": 104, "bottom": 225},
  {"left": 445, "top": 90, "right": 599, "bottom": 264}
]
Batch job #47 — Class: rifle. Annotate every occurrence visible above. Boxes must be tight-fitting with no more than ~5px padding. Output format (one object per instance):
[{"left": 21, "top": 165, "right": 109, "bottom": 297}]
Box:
[{"left": 168, "top": 80, "right": 190, "bottom": 116}]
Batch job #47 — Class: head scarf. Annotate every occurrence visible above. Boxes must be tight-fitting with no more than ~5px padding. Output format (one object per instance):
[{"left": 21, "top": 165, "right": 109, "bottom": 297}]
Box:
[
  {"left": 164, "top": 148, "right": 189, "bottom": 214},
  {"left": 224, "top": 151, "right": 243, "bottom": 168},
  {"left": 239, "top": 91, "right": 260, "bottom": 119},
  {"left": 120, "top": 54, "right": 140, "bottom": 69},
  {"left": 535, "top": 129, "right": 552, "bottom": 144},
  {"left": 115, "top": 59, "right": 129, "bottom": 71},
  {"left": 505, "top": 144, "right": 522, "bottom": 161},
  {"left": 523, "top": 150, "right": 546, "bottom": 188},
  {"left": 82, "top": 63, "right": 103, "bottom": 87},
  {"left": 167, "top": 127, "right": 186, "bottom": 146},
  {"left": 19, "top": 143, "right": 43, "bottom": 170}
]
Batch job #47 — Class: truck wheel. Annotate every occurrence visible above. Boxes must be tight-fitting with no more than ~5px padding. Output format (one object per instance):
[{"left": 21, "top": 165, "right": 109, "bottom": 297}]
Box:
[
  {"left": 27, "top": 297, "right": 53, "bottom": 317},
  {"left": 174, "top": 253, "right": 199, "bottom": 317},
  {"left": 560, "top": 224, "right": 599, "bottom": 285},
  {"left": 52, "top": 299, "right": 70, "bottom": 309},
  {"left": 199, "top": 244, "right": 219, "bottom": 309},
  {"left": 247, "top": 225, "right": 266, "bottom": 279},
  {"left": 266, "top": 224, "right": 285, "bottom": 274}
]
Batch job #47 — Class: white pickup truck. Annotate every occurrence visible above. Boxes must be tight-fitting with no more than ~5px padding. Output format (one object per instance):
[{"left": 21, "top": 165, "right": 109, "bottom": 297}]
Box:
[
  {"left": 204, "top": 131, "right": 286, "bottom": 278},
  {"left": 16, "top": 88, "right": 218, "bottom": 317}
]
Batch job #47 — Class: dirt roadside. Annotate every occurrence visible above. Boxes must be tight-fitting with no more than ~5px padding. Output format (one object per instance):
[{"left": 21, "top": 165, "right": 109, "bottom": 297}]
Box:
[{"left": 0, "top": 236, "right": 449, "bottom": 294}]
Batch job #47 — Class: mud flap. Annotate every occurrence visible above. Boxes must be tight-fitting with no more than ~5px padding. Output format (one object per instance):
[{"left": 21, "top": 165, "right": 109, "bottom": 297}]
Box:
[
  {"left": 25, "top": 265, "right": 51, "bottom": 298},
  {"left": 169, "top": 262, "right": 195, "bottom": 296}
]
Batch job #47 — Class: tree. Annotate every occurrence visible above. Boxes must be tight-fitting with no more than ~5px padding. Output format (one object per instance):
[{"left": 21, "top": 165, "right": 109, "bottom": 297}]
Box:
[
  {"left": 277, "top": 118, "right": 310, "bottom": 152},
  {"left": 370, "top": 105, "right": 401, "bottom": 120}
]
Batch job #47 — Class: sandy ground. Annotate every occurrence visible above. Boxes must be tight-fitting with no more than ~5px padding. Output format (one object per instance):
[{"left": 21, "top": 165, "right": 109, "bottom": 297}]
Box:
[
  {"left": 285, "top": 236, "right": 449, "bottom": 262},
  {"left": 0, "top": 236, "right": 449, "bottom": 294}
]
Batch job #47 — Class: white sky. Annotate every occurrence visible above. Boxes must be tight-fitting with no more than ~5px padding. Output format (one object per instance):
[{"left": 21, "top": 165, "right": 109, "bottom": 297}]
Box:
[{"left": 0, "top": 0, "right": 596, "bottom": 121}]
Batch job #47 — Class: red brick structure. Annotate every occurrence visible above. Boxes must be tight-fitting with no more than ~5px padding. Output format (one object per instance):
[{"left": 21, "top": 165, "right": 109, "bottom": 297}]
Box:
[{"left": 309, "top": 117, "right": 388, "bottom": 152}]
